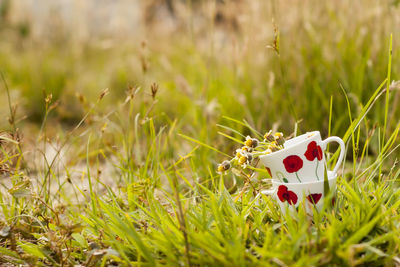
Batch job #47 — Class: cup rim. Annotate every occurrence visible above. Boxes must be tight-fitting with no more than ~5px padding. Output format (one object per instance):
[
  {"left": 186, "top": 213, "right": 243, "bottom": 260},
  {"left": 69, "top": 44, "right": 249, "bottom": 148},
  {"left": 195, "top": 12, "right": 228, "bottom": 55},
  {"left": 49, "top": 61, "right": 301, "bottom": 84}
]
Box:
[
  {"left": 259, "top": 171, "right": 338, "bottom": 195},
  {"left": 271, "top": 171, "right": 337, "bottom": 186},
  {"left": 259, "top": 131, "right": 320, "bottom": 160}
]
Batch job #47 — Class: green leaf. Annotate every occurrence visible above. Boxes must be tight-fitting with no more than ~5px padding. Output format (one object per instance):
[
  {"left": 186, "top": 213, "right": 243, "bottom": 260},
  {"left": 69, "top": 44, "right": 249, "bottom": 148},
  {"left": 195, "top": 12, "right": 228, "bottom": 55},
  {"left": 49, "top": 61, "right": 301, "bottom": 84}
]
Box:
[
  {"left": 0, "top": 247, "right": 22, "bottom": 261},
  {"left": 342, "top": 215, "right": 382, "bottom": 247},
  {"left": 72, "top": 233, "right": 88, "bottom": 248},
  {"left": 18, "top": 242, "right": 46, "bottom": 258},
  {"left": 323, "top": 166, "right": 329, "bottom": 196}
]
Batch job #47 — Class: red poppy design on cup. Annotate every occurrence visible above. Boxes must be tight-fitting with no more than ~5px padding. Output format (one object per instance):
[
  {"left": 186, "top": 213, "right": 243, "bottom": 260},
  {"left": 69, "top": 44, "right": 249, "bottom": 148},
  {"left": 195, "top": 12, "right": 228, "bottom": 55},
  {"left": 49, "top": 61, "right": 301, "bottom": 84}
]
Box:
[
  {"left": 277, "top": 185, "right": 298, "bottom": 205},
  {"left": 265, "top": 167, "right": 272, "bottom": 177},
  {"left": 306, "top": 193, "right": 322, "bottom": 204},
  {"left": 304, "top": 141, "right": 323, "bottom": 161},
  {"left": 283, "top": 155, "right": 303, "bottom": 173}
]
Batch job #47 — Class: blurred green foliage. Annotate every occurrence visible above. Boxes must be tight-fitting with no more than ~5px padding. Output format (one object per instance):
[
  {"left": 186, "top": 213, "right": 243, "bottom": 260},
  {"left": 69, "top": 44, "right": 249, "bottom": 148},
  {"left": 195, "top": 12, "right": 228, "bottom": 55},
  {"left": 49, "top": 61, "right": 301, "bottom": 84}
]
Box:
[{"left": 0, "top": 1, "right": 399, "bottom": 264}]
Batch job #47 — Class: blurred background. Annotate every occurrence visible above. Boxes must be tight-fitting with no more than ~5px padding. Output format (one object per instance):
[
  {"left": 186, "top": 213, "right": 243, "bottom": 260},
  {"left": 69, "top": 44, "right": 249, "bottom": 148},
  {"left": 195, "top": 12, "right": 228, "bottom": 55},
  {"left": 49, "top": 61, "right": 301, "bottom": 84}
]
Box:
[
  {"left": 0, "top": 2, "right": 399, "bottom": 265},
  {"left": 0, "top": 0, "right": 399, "bottom": 160}
]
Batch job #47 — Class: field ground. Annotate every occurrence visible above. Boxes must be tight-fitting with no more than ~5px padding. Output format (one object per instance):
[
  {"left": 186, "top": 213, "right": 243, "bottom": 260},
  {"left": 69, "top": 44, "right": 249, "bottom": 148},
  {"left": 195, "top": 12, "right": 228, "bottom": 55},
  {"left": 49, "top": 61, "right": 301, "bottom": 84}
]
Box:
[{"left": 0, "top": 0, "right": 400, "bottom": 266}]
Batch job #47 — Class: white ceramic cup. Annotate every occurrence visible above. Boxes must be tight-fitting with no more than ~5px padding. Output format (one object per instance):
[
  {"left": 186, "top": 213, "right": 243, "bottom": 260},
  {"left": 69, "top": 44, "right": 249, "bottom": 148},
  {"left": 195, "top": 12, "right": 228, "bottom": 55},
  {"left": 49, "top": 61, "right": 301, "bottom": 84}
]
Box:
[
  {"left": 259, "top": 131, "right": 345, "bottom": 183},
  {"left": 261, "top": 171, "right": 337, "bottom": 215}
]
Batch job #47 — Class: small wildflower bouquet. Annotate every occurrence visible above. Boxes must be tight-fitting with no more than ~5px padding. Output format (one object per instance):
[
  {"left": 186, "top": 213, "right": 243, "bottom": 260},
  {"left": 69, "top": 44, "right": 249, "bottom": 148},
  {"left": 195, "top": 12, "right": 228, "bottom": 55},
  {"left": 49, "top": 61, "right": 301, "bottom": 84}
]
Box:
[{"left": 217, "top": 130, "right": 286, "bottom": 177}]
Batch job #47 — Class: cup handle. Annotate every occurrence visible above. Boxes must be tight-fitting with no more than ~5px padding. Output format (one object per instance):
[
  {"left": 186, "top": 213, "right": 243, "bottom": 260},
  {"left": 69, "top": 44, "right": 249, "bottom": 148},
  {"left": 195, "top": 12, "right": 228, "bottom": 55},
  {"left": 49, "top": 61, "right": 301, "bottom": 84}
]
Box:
[{"left": 320, "top": 136, "right": 346, "bottom": 175}]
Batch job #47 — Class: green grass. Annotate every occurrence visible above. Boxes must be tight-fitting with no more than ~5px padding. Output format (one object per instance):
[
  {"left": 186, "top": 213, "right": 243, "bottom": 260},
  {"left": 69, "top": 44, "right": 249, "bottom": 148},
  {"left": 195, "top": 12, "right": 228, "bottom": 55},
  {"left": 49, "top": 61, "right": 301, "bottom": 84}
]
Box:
[{"left": 0, "top": 1, "right": 400, "bottom": 266}]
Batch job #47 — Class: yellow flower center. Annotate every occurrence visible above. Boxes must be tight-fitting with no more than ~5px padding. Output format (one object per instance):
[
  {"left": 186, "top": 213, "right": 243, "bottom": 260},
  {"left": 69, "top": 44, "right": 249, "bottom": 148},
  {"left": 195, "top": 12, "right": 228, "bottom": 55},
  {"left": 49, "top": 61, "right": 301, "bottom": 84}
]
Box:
[{"left": 245, "top": 139, "right": 253, "bottom": 147}]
